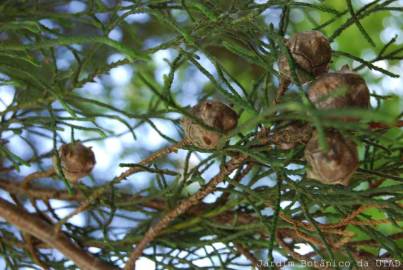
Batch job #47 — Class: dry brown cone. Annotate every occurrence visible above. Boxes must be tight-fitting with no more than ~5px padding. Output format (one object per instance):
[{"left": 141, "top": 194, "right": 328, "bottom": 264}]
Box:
[
  {"left": 181, "top": 100, "right": 238, "bottom": 149},
  {"left": 304, "top": 130, "right": 359, "bottom": 186},
  {"left": 53, "top": 141, "right": 96, "bottom": 184},
  {"left": 308, "top": 65, "right": 370, "bottom": 121},
  {"left": 276, "top": 30, "right": 331, "bottom": 103},
  {"left": 279, "top": 30, "right": 331, "bottom": 83}
]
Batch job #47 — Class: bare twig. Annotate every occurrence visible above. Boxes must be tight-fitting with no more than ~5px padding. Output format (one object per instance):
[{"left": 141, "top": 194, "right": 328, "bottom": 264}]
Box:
[
  {"left": 278, "top": 204, "right": 401, "bottom": 231},
  {"left": 24, "top": 232, "right": 49, "bottom": 270},
  {"left": 276, "top": 231, "right": 330, "bottom": 270},
  {"left": 22, "top": 168, "right": 56, "bottom": 190},
  {"left": 368, "top": 120, "right": 403, "bottom": 129},
  {"left": 216, "top": 162, "right": 253, "bottom": 205},
  {"left": 234, "top": 243, "right": 264, "bottom": 270},
  {"left": 0, "top": 178, "right": 84, "bottom": 201},
  {"left": 348, "top": 232, "right": 403, "bottom": 247},
  {"left": 0, "top": 178, "right": 165, "bottom": 210},
  {"left": 273, "top": 78, "right": 290, "bottom": 105},
  {"left": 0, "top": 197, "right": 118, "bottom": 270}
]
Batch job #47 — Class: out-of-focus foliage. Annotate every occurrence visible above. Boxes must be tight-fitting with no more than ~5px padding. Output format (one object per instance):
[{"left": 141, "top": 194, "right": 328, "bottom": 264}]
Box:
[{"left": 0, "top": 0, "right": 402, "bottom": 269}]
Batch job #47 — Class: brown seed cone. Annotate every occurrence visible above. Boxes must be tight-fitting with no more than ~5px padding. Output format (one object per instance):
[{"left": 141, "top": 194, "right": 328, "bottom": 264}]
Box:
[
  {"left": 304, "top": 130, "right": 358, "bottom": 186},
  {"left": 278, "top": 30, "right": 331, "bottom": 84},
  {"left": 53, "top": 142, "right": 96, "bottom": 183},
  {"left": 308, "top": 66, "right": 370, "bottom": 121},
  {"left": 181, "top": 100, "right": 238, "bottom": 149}
]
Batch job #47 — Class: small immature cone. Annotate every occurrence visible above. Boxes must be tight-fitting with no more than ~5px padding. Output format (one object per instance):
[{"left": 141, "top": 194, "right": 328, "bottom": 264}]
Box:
[
  {"left": 278, "top": 30, "right": 331, "bottom": 85},
  {"left": 308, "top": 65, "right": 370, "bottom": 121},
  {"left": 53, "top": 142, "right": 96, "bottom": 183},
  {"left": 304, "top": 130, "right": 358, "bottom": 186},
  {"left": 181, "top": 100, "right": 238, "bottom": 149}
]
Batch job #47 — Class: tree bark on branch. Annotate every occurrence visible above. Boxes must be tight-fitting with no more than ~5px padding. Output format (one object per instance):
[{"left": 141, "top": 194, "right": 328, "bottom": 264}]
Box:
[{"left": 0, "top": 197, "right": 118, "bottom": 270}]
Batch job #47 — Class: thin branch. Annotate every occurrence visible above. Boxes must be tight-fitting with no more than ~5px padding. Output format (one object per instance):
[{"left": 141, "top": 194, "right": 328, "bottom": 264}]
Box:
[
  {"left": 234, "top": 243, "right": 264, "bottom": 270},
  {"left": 24, "top": 232, "right": 49, "bottom": 270},
  {"left": 273, "top": 78, "right": 290, "bottom": 105},
  {"left": 124, "top": 154, "right": 247, "bottom": 270},
  {"left": 276, "top": 231, "right": 330, "bottom": 270},
  {"left": 0, "top": 178, "right": 84, "bottom": 201},
  {"left": 267, "top": 173, "right": 283, "bottom": 269},
  {"left": 369, "top": 120, "right": 403, "bottom": 129},
  {"left": 216, "top": 162, "right": 253, "bottom": 205},
  {"left": 54, "top": 139, "right": 188, "bottom": 232},
  {"left": 22, "top": 168, "right": 56, "bottom": 189}
]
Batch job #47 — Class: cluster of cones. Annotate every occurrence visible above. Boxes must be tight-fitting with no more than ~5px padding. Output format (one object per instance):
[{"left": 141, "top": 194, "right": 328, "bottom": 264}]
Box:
[{"left": 182, "top": 30, "right": 372, "bottom": 186}]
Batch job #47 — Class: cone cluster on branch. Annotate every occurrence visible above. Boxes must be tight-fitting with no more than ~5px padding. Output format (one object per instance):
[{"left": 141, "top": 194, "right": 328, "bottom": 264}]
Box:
[
  {"left": 179, "top": 31, "right": 370, "bottom": 187},
  {"left": 42, "top": 31, "right": 369, "bottom": 188},
  {"left": 277, "top": 30, "right": 370, "bottom": 186}
]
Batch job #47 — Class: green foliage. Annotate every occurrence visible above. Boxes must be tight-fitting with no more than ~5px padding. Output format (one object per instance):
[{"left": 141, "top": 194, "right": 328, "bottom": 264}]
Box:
[{"left": 0, "top": 0, "right": 402, "bottom": 269}]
